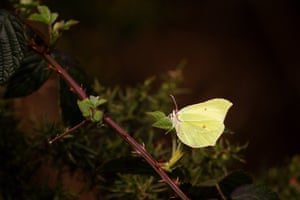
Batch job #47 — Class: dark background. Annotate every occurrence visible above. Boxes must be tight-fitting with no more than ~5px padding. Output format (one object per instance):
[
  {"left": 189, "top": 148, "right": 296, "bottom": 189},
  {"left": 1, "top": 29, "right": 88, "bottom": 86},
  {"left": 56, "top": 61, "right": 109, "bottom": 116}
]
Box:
[{"left": 3, "top": 0, "right": 300, "bottom": 170}]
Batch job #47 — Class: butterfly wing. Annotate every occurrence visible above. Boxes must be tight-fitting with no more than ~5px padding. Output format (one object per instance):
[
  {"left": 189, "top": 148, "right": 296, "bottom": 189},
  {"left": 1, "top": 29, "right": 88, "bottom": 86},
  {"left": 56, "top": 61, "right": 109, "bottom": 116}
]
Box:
[
  {"left": 175, "top": 98, "right": 232, "bottom": 148},
  {"left": 175, "top": 120, "right": 224, "bottom": 148}
]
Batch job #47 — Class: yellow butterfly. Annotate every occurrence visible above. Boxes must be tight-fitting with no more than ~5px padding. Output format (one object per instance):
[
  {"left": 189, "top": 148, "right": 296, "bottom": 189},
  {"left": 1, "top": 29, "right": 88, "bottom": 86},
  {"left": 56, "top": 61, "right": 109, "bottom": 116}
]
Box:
[{"left": 170, "top": 98, "right": 233, "bottom": 148}]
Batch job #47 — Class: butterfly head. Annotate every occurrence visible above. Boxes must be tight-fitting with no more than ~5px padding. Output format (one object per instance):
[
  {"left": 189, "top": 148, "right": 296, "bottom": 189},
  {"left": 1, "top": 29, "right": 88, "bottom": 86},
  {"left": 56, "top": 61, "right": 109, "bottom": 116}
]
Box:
[{"left": 169, "top": 109, "right": 180, "bottom": 128}]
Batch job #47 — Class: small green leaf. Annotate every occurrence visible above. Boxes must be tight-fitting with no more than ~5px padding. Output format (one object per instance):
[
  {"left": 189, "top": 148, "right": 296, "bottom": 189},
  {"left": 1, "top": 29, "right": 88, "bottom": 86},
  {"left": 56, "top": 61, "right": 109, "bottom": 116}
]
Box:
[
  {"left": 28, "top": 13, "right": 48, "bottom": 24},
  {"left": 63, "top": 19, "right": 79, "bottom": 30},
  {"left": 77, "top": 99, "right": 91, "bottom": 118},
  {"left": 77, "top": 95, "right": 106, "bottom": 122},
  {"left": 89, "top": 95, "right": 106, "bottom": 107},
  {"left": 92, "top": 110, "right": 103, "bottom": 122},
  {"left": 50, "top": 13, "right": 58, "bottom": 25},
  {"left": 37, "top": 5, "right": 50, "bottom": 17},
  {"left": 147, "top": 111, "right": 172, "bottom": 130},
  {"left": 28, "top": 5, "right": 58, "bottom": 26},
  {"left": 152, "top": 118, "right": 172, "bottom": 130},
  {"left": 147, "top": 111, "right": 167, "bottom": 121}
]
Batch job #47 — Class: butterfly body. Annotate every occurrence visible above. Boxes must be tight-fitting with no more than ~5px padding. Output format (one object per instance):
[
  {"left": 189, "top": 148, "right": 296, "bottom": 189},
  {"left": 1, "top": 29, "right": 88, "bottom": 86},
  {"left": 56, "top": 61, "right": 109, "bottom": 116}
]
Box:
[{"left": 170, "top": 98, "right": 232, "bottom": 148}]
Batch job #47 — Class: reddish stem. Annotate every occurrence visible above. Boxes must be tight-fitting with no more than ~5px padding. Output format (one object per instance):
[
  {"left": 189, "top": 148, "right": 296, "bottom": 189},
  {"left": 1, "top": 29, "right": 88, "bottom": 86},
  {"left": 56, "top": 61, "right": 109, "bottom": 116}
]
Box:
[
  {"left": 43, "top": 53, "right": 87, "bottom": 100},
  {"left": 49, "top": 119, "right": 90, "bottom": 144},
  {"left": 103, "top": 115, "right": 190, "bottom": 200}
]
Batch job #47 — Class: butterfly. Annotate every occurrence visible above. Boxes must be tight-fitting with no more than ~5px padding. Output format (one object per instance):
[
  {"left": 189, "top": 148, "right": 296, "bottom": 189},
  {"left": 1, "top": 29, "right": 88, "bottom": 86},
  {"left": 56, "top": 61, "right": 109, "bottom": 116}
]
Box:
[{"left": 169, "top": 98, "right": 233, "bottom": 148}]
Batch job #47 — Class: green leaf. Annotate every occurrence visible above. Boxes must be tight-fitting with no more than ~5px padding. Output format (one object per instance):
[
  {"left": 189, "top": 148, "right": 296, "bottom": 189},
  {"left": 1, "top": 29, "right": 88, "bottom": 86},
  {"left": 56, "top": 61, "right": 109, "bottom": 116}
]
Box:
[
  {"left": 77, "top": 95, "right": 106, "bottom": 122},
  {"left": 93, "top": 110, "right": 103, "bottom": 122},
  {"left": 77, "top": 99, "right": 91, "bottom": 118},
  {"left": 152, "top": 117, "right": 172, "bottom": 130},
  {"left": 231, "top": 184, "right": 280, "bottom": 200},
  {"left": 147, "top": 111, "right": 166, "bottom": 121},
  {"left": 4, "top": 50, "right": 51, "bottom": 98},
  {"left": 0, "top": 10, "right": 26, "bottom": 84},
  {"left": 63, "top": 19, "right": 79, "bottom": 30},
  {"left": 89, "top": 95, "right": 106, "bottom": 107},
  {"left": 28, "top": 13, "right": 48, "bottom": 24},
  {"left": 37, "top": 5, "right": 51, "bottom": 19},
  {"left": 147, "top": 111, "right": 172, "bottom": 130},
  {"left": 53, "top": 20, "right": 79, "bottom": 32},
  {"left": 28, "top": 6, "right": 58, "bottom": 25}
]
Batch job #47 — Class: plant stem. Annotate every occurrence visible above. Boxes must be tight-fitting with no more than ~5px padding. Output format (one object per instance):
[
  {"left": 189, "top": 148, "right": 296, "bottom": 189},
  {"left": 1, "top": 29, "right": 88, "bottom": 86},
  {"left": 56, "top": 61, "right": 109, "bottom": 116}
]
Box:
[
  {"left": 43, "top": 53, "right": 88, "bottom": 100},
  {"left": 216, "top": 183, "right": 226, "bottom": 200},
  {"left": 41, "top": 52, "right": 190, "bottom": 200},
  {"left": 104, "top": 115, "right": 190, "bottom": 200},
  {"left": 49, "top": 119, "right": 90, "bottom": 144}
]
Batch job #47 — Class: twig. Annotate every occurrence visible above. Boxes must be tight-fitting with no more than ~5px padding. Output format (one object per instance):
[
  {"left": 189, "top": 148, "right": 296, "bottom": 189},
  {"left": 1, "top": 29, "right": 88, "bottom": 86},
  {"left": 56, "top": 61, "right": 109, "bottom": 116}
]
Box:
[
  {"left": 43, "top": 53, "right": 88, "bottom": 100},
  {"left": 216, "top": 183, "right": 226, "bottom": 200},
  {"left": 49, "top": 119, "right": 90, "bottom": 144}
]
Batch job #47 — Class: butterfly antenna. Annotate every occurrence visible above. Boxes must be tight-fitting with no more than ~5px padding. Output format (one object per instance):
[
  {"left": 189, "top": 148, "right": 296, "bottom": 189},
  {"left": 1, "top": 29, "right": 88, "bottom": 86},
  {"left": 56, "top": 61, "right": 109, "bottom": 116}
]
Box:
[{"left": 170, "top": 94, "right": 178, "bottom": 111}]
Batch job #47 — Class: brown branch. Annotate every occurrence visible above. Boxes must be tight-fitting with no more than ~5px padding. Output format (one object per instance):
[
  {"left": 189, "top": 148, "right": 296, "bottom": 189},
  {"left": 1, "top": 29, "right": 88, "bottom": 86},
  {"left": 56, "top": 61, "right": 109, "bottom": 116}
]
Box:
[
  {"left": 43, "top": 53, "right": 88, "bottom": 100},
  {"left": 40, "top": 52, "right": 190, "bottom": 200},
  {"left": 49, "top": 119, "right": 90, "bottom": 144},
  {"left": 103, "top": 115, "right": 190, "bottom": 200}
]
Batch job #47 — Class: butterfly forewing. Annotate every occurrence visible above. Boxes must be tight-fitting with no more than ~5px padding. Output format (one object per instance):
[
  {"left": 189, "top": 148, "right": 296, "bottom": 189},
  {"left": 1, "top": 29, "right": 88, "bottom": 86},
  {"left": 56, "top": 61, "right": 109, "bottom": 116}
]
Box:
[{"left": 178, "top": 98, "right": 232, "bottom": 122}]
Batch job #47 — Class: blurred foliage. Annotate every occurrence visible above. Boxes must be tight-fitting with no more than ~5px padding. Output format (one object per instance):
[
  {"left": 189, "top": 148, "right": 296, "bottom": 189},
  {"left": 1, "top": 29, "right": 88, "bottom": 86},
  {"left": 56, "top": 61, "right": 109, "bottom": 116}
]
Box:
[
  {"left": 259, "top": 155, "right": 300, "bottom": 199},
  {"left": 0, "top": 68, "right": 258, "bottom": 199}
]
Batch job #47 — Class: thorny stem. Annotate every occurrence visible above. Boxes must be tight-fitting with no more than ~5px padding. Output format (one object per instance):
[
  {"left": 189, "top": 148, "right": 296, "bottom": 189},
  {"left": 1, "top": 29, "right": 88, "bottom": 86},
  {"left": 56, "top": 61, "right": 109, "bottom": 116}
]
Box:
[
  {"left": 41, "top": 52, "right": 190, "bottom": 200},
  {"left": 43, "top": 53, "right": 88, "bottom": 100},
  {"left": 49, "top": 119, "right": 90, "bottom": 144},
  {"left": 104, "top": 116, "right": 190, "bottom": 200}
]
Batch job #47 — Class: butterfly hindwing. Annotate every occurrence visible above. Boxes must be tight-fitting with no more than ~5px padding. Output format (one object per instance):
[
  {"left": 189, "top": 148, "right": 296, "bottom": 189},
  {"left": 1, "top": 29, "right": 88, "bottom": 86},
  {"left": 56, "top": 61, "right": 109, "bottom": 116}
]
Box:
[{"left": 175, "top": 119, "right": 225, "bottom": 148}]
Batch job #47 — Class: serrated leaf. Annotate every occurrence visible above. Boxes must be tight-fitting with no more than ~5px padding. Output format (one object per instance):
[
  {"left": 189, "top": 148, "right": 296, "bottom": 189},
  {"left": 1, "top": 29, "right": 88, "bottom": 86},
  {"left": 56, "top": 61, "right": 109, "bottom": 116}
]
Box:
[
  {"left": 4, "top": 50, "right": 51, "bottom": 98},
  {"left": 231, "top": 184, "right": 280, "bottom": 200},
  {"left": 0, "top": 10, "right": 26, "bottom": 84}
]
